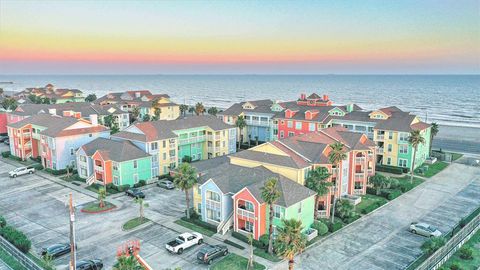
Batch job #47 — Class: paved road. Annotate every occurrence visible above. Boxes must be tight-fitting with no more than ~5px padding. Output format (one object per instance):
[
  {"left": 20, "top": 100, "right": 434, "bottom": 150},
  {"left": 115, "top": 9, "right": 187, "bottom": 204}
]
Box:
[
  {"left": 274, "top": 163, "right": 480, "bottom": 270},
  {"left": 0, "top": 158, "right": 207, "bottom": 270}
]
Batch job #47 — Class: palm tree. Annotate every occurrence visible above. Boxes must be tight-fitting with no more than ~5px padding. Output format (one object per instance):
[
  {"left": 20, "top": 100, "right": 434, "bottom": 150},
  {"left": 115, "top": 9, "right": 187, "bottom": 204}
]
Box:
[
  {"left": 113, "top": 255, "right": 143, "bottom": 270},
  {"left": 429, "top": 123, "right": 439, "bottom": 155},
  {"left": 328, "top": 142, "right": 347, "bottom": 223},
  {"left": 408, "top": 130, "right": 426, "bottom": 183},
  {"left": 368, "top": 173, "right": 389, "bottom": 195},
  {"left": 188, "top": 106, "right": 195, "bottom": 114},
  {"left": 151, "top": 98, "right": 160, "bottom": 107},
  {"left": 179, "top": 104, "right": 189, "bottom": 116},
  {"left": 305, "top": 167, "right": 332, "bottom": 219},
  {"left": 153, "top": 107, "right": 161, "bottom": 121},
  {"left": 194, "top": 102, "right": 205, "bottom": 115},
  {"left": 247, "top": 233, "right": 255, "bottom": 270},
  {"left": 261, "top": 177, "right": 280, "bottom": 255},
  {"left": 98, "top": 187, "right": 107, "bottom": 208},
  {"left": 235, "top": 115, "right": 247, "bottom": 150},
  {"left": 173, "top": 163, "right": 198, "bottom": 219},
  {"left": 207, "top": 107, "right": 219, "bottom": 116},
  {"left": 134, "top": 198, "right": 149, "bottom": 221},
  {"left": 274, "top": 219, "right": 307, "bottom": 270}
]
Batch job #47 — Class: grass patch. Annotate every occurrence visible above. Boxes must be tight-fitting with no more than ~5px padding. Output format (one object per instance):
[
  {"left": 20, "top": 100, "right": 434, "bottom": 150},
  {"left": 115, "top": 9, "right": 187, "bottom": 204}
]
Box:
[
  {"left": 355, "top": 194, "right": 388, "bottom": 215},
  {"left": 0, "top": 247, "right": 27, "bottom": 270},
  {"left": 253, "top": 248, "right": 282, "bottom": 262},
  {"left": 415, "top": 161, "right": 449, "bottom": 178},
  {"left": 211, "top": 253, "right": 265, "bottom": 270},
  {"left": 449, "top": 152, "right": 463, "bottom": 161},
  {"left": 85, "top": 183, "right": 121, "bottom": 195},
  {"left": 441, "top": 226, "right": 480, "bottom": 269},
  {"left": 223, "top": 239, "right": 245, "bottom": 250},
  {"left": 26, "top": 252, "right": 55, "bottom": 270},
  {"left": 60, "top": 173, "right": 85, "bottom": 183},
  {"left": 393, "top": 175, "right": 425, "bottom": 188},
  {"left": 81, "top": 201, "right": 116, "bottom": 213},
  {"left": 174, "top": 219, "right": 215, "bottom": 237},
  {"left": 122, "top": 217, "right": 150, "bottom": 231}
]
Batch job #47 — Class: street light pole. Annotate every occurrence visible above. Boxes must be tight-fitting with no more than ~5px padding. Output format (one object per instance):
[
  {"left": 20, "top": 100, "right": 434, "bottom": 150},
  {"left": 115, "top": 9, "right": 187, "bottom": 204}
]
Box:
[{"left": 69, "top": 193, "right": 76, "bottom": 270}]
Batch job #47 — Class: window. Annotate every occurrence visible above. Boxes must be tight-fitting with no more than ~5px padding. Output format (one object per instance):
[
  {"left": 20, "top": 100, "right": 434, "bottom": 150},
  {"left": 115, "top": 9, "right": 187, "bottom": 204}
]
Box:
[
  {"left": 163, "top": 140, "right": 166, "bottom": 148},
  {"left": 298, "top": 202, "right": 302, "bottom": 214},
  {"left": 163, "top": 153, "right": 167, "bottom": 160},
  {"left": 80, "top": 167, "right": 87, "bottom": 177},
  {"left": 151, "top": 142, "right": 158, "bottom": 151},
  {"left": 295, "top": 122, "right": 302, "bottom": 130},
  {"left": 308, "top": 123, "right": 315, "bottom": 131},
  {"left": 152, "top": 154, "right": 158, "bottom": 163},
  {"left": 244, "top": 201, "right": 254, "bottom": 212},
  {"left": 113, "top": 162, "right": 118, "bottom": 171},
  {"left": 207, "top": 191, "right": 221, "bottom": 202},
  {"left": 273, "top": 205, "right": 282, "bottom": 219},
  {"left": 80, "top": 155, "right": 86, "bottom": 162},
  {"left": 387, "top": 157, "right": 392, "bottom": 165},
  {"left": 387, "top": 144, "right": 392, "bottom": 152},
  {"left": 399, "top": 145, "right": 408, "bottom": 154},
  {"left": 287, "top": 121, "right": 293, "bottom": 128},
  {"left": 70, "top": 148, "right": 74, "bottom": 155},
  {"left": 388, "top": 132, "right": 393, "bottom": 140},
  {"left": 207, "top": 209, "right": 221, "bottom": 222},
  {"left": 399, "top": 159, "right": 408, "bottom": 167},
  {"left": 288, "top": 132, "right": 295, "bottom": 137},
  {"left": 113, "top": 176, "right": 119, "bottom": 186},
  {"left": 280, "top": 131, "right": 284, "bottom": 138},
  {"left": 245, "top": 221, "right": 254, "bottom": 232},
  {"left": 273, "top": 129, "right": 278, "bottom": 135},
  {"left": 133, "top": 160, "right": 138, "bottom": 168},
  {"left": 197, "top": 203, "right": 202, "bottom": 214},
  {"left": 133, "top": 174, "right": 139, "bottom": 183},
  {"left": 399, "top": 133, "right": 409, "bottom": 142}
]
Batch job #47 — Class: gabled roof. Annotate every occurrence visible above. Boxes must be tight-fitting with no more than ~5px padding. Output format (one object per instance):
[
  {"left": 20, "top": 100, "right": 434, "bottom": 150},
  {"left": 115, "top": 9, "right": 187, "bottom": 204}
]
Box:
[
  {"left": 231, "top": 149, "right": 310, "bottom": 169},
  {"left": 307, "top": 93, "right": 322, "bottom": 99},
  {"left": 220, "top": 99, "right": 275, "bottom": 116},
  {"left": 11, "top": 102, "right": 127, "bottom": 117},
  {"left": 114, "top": 115, "right": 233, "bottom": 142},
  {"left": 81, "top": 138, "right": 150, "bottom": 162}
]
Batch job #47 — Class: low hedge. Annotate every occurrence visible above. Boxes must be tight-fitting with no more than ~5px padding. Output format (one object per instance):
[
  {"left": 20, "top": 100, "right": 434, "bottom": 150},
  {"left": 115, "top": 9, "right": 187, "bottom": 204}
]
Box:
[
  {"left": 311, "top": 220, "right": 329, "bottom": 236},
  {"left": 376, "top": 164, "right": 406, "bottom": 175},
  {"left": 1, "top": 151, "right": 10, "bottom": 158},
  {"left": 133, "top": 180, "right": 147, "bottom": 188},
  {"left": 30, "top": 163, "right": 44, "bottom": 171},
  {"left": 231, "top": 231, "right": 264, "bottom": 248},
  {"left": 323, "top": 220, "right": 343, "bottom": 232},
  {"left": 366, "top": 187, "right": 377, "bottom": 195},
  {"left": 0, "top": 226, "right": 31, "bottom": 253},
  {"left": 107, "top": 184, "right": 130, "bottom": 192},
  {"left": 44, "top": 168, "right": 67, "bottom": 175},
  {"left": 360, "top": 201, "right": 386, "bottom": 215},
  {"left": 380, "top": 189, "right": 402, "bottom": 200},
  {"left": 397, "top": 181, "right": 415, "bottom": 193},
  {"left": 180, "top": 217, "right": 217, "bottom": 233}
]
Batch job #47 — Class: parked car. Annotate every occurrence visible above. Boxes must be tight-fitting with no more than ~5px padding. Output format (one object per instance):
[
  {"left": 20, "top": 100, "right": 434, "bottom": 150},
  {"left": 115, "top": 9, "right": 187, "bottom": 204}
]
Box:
[
  {"left": 165, "top": 232, "right": 203, "bottom": 254},
  {"left": 197, "top": 244, "right": 228, "bottom": 265},
  {"left": 0, "top": 136, "right": 8, "bottom": 143},
  {"left": 76, "top": 259, "right": 103, "bottom": 270},
  {"left": 4, "top": 139, "right": 9, "bottom": 145},
  {"left": 41, "top": 243, "right": 74, "bottom": 258},
  {"left": 410, "top": 222, "right": 442, "bottom": 237},
  {"left": 157, "top": 180, "right": 175, "bottom": 190},
  {"left": 9, "top": 166, "right": 35, "bottom": 178},
  {"left": 125, "top": 188, "right": 145, "bottom": 199}
]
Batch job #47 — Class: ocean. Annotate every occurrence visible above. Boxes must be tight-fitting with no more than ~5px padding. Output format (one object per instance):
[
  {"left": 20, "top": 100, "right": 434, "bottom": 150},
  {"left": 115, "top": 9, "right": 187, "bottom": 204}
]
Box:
[{"left": 0, "top": 74, "right": 479, "bottom": 129}]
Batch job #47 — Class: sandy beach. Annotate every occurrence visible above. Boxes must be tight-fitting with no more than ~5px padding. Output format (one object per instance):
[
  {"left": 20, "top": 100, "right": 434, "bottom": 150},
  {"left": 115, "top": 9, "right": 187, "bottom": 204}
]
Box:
[{"left": 433, "top": 125, "right": 480, "bottom": 155}]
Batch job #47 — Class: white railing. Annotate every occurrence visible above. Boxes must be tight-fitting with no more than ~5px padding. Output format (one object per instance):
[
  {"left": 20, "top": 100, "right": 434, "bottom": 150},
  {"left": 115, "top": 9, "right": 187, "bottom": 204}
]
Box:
[
  {"left": 355, "top": 157, "right": 365, "bottom": 163},
  {"left": 218, "top": 212, "right": 234, "bottom": 235},
  {"left": 207, "top": 146, "right": 215, "bottom": 153},
  {"left": 355, "top": 173, "right": 364, "bottom": 180},
  {"left": 237, "top": 208, "right": 255, "bottom": 220},
  {"left": 367, "top": 168, "right": 374, "bottom": 174},
  {"left": 179, "top": 135, "right": 206, "bottom": 145},
  {"left": 317, "top": 210, "right": 328, "bottom": 218},
  {"left": 169, "top": 156, "right": 176, "bottom": 162},
  {"left": 86, "top": 174, "right": 96, "bottom": 186},
  {"left": 169, "top": 143, "right": 176, "bottom": 149},
  {"left": 246, "top": 120, "right": 270, "bottom": 127},
  {"left": 378, "top": 147, "right": 384, "bottom": 153},
  {"left": 206, "top": 199, "right": 221, "bottom": 211},
  {"left": 207, "top": 135, "right": 221, "bottom": 141},
  {"left": 353, "top": 189, "right": 364, "bottom": 195},
  {"left": 376, "top": 135, "right": 385, "bottom": 140},
  {"left": 94, "top": 165, "right": 103, "bottom": 172}
]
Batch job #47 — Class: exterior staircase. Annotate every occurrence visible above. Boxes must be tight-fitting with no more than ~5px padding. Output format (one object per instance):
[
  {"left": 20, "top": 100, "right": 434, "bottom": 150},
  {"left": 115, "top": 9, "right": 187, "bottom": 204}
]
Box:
[
  {"left": 217, "top": 212, "right": 234, "bottom": 235},
  {"left": 86, "top": 174, "right": 96, "bottom": 186}
]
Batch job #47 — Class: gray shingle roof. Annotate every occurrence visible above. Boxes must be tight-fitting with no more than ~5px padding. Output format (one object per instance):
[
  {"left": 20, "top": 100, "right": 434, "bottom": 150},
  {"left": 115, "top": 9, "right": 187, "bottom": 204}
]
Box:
[
  {"left": 220, "top": 99, "right": 275, "bottom": 116},
  {"left": 81, "top": 137, "right": 150, "bottom": 162},
  {"left": 11, "top": 102, "right": 127, "bottom": 117},
  {"left": 232, "top": 149, "right": 309, "bottom": 169}
]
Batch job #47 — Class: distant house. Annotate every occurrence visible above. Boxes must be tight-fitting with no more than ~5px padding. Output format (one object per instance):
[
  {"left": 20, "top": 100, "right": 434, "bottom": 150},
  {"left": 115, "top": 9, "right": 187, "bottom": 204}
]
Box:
[
  {"left": 6, "top": 102, "right": 130, "bottom": 130},
  {"left": 77, "top": 137, "right": 153, "bottom": 186},
  {"left": 111, "top": 115, "right": 237, "bottom": 176},
  {"left": 95, "top": 90, "right": 180, "bottom": 120},
  {"left": 7, "top": 114, "right": 109, "bottom": 170},
  {"left": 15, "top": 84, "right": 85, "bottom": 103},
  {"left": 193, "top": 159, "right": 315, "bottom": 240}
]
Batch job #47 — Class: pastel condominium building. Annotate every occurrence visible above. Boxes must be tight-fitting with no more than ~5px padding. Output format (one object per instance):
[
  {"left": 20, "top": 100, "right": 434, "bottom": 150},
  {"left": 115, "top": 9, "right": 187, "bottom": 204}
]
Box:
[
  {"left": 221, "top": 92, "right": 431, "bottom": 170},
  {"left": 193, "top": 157, "right": 316, "bottom": 240},
  {"left": 111, "top": 115, "right": 237, "bottom": 176},
  {"left": 7, "top": 114, "right": 109, "bottom": 170},
  {"left": 226, "top": 126, "right": 376, "bottom": 219},
  {"left": 6, "top": 102, "right": 130, "bottom": 131},
  {"left": 94, "top": 90, "right": 180, "bottom": 120},
  {"left": 76, "top": 137, "right": 153, "bottom": 186},
  {"left": 14, "top": 84, "right": 85, "bottom": 103}
]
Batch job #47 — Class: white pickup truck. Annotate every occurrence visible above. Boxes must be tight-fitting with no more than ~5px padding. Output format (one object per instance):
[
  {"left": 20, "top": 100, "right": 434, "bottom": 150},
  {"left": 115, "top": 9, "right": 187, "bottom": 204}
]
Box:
[
  {"left": 9, "top": 166, "right": 35, "bottom": 178},
  {"left": 165, "top": 232, "right": 203, "bottom": 254}
]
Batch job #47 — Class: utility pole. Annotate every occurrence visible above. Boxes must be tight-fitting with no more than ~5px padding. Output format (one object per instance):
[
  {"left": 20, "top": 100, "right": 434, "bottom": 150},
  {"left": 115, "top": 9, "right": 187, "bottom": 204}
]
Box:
[{"left": 69, "top": 193, "right": 76, "bottom": 270}]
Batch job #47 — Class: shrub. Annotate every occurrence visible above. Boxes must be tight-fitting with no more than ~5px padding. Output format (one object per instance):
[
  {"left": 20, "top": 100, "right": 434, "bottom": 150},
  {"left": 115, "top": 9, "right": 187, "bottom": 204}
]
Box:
[
  {"left": 459, "top": 246, "right": 473, "bottom": 260},
  {"left": 1, "top": 151, "right": 10, "bottom": 158},
  {"left": 375, "top": 164, "right": 404, "bottom": 174},
  {"left": 386, "top": 189, "right": 402, "bottom": 200},
  {"left": 366, "top": 187, "right": 377, "bottom": 195},
  {"left": 459, "top": 218, "right": 467, "bottom": 228},
  {"left": 449, "top": 263, "right": 461, "bottom": 270},
  {"left": 31, "top": 163, "right": 44, "bottom": 170},
  {"left": 133, "top": 180, "right": 147, "bottom": 188},
  {"left": 360, "top": 201, "right": 385, "bottom": 215},
  {"left": 0, "top": 226, "right": 31, "bottom": 253},
  {"left": 44, "top": 168, "right": 67, "bottom": 175},
  {"left": 231, "top": 231, "right": 263, "bottom": 248},
  {"left": 344, "top": 214, "right": 360, "bottom": 224},
  {"left": 397, "top": 181, "right": 414, "bottom": 192},
  {"left": 29, "top": 156, "right": 41, "bottom": 162},
  {"left": 335, "top": 199, "right": 355, "bottom": 219},
  {"left": 259, "top": 234, "right": 269, "bottom": 249},
  {"left": 421, "top": 237, "right": 445, "bottom": 255},
  {"left": 0, "top": 216, "right": 6, "bottom": 228},
  {"left": 182, "top": 156, "right": 192, "bottom": 163},
  {"left": 311, "top": 221, "right": 328, "bottom": 236},
  {"left": 324, "top": 220, "right": 343, "bottom": 232}
]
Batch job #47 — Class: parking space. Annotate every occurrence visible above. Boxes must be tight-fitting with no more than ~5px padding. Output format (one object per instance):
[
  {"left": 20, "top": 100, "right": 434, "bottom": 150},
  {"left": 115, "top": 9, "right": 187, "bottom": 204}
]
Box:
[
  {"left": 284, "top": 163, "right": 480, "bottom": 270},
  {"left": 0, "top": 158, "right": 209, "bottom": 269}
]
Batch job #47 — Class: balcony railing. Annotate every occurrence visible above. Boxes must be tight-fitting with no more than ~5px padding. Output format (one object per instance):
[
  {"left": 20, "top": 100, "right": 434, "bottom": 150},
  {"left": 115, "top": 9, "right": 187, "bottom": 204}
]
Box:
[
  {"left": 94, "top": 165, "right": 103, "bottom": 172},
  {"left": 169, "top": 156, "right": 176, "bottom": 162},
  {"left": 169, "top": 143, "right": 176, "bottom": 149},
  {"left": 245, "top": 120, "right": 270, "bottom": 127},
  {"left": 378, "top": 147, "right": 384, "bottom": 153},
  {"left": 237, "top": 208, "right": 255, "bottom": 220},
  {"left": 353, "top": 189, "right": 364, "bottom": 195},
  {"left": 376, "top": 135, "right": 385, "bottom": 140},
  {"left": 367, "top": 168, "right": 374, "bottom": 174},
  {"left": 206, "top": 199, "right": 221, "bottom": 211},
  {"left": 178, "top": 135, "right": 206, "bottom": 145},
  {"left": 355, "top": 157, "right": 365, "bottom": 163},
  {"left": 354, "top": 173, "right": 364, "bottom": 180},
  {"left": 317, "top": 210, "right": 328, "bottom": 218}
]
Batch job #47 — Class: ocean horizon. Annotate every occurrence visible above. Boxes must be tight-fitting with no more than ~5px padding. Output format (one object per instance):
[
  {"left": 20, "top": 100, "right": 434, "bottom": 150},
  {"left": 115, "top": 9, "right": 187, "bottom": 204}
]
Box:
[{"left": 1, "top": 74, "right": 479, "bottom": 129}]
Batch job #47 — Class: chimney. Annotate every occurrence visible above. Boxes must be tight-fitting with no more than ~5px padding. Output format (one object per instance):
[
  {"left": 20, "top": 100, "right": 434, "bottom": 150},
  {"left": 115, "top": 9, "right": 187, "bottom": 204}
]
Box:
[
  {"left": 135, "top": 92, "right": 141, "bottom": 98},
  {"left": 300, "top": 93, "right": 306, "bottom": 100},
  {"left": 89, "top": 114, "right": 98, "bottom": 126},
  {"left": 48, "top": 108, "right": 57, "bottom": 115},
  {"left": 323, "top": 95, "right": 328, "bottom": 101}
]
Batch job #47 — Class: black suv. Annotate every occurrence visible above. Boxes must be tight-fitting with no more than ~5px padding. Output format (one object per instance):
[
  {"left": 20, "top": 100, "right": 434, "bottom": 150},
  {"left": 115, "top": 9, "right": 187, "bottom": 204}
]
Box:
[
  {"left": 196, "top": 244, "right": 228, "bottom": 265},
  {"left": 125, "top": 188, "right": 145, "bottom": 199}
]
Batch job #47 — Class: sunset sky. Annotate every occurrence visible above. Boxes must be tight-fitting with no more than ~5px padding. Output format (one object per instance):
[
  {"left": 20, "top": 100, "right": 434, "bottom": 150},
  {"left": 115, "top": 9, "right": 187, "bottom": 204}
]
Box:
[{"left": 0, "top": 0, "right": 479, "bottom": 74}]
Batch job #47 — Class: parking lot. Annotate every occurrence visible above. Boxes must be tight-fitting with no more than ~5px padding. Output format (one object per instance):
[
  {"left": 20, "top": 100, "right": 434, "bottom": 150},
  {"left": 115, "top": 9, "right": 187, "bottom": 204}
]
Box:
[
  {"left": 0, "top": 158, "right": 212, "bottom": 270},
  {"left": 283, "top": 163, "right": 480, "bottom": 270}
]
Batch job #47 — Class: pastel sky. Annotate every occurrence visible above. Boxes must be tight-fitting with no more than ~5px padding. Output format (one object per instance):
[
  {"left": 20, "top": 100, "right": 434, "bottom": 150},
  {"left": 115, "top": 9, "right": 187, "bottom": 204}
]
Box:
[{"left": 0, "top": 0, "right": 479, "bottom": 74}]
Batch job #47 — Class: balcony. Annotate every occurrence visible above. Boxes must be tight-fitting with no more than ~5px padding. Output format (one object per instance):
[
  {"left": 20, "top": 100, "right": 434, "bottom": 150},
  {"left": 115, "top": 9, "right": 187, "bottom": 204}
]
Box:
[
  {"left": 169, "top": 156, "right": 176, "bottom": 162},
  {"left": 169, "top": 143, "right": 176, "bottom": 149},
  {"left": 237, "top": 208, "right": 255, "bottom": 220},
  {"left": 178, "top": 135, "right": 206, "bottom": 145},
  {"left": 207, "top": 135, "right": 221, "bottom": 141},
  {"left": 94, "top": 165, "right": 103, "bottom": 172},
  {"left": 317, "top": 210, "right": 328, "bottom": 218},
  {"left": 376, "top": 135, "right": 385, "bottom": 141},
  {"left": 354, "top": 173, "right": 364, "bottom": 180},
  {"left": 378, "top": 147, "right": 384, "bottom": 153},
  {"left": 367, "top": 168, "right": 374, "bottom": 174},
  {"left": 206, "top": 199, "right": 221, "bottom": 211},
  {"left": 355, "top": 157, "right": 365, "bottom": 163},
  {"left": 245, "top": 119, "right": 270, "bottom": 127},
  {"left": 207, "top": 146, "right": 215, "bottom": 153}
]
